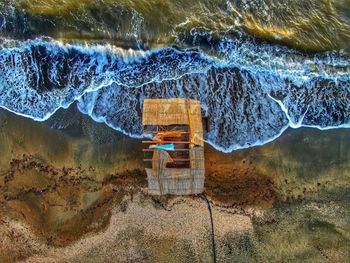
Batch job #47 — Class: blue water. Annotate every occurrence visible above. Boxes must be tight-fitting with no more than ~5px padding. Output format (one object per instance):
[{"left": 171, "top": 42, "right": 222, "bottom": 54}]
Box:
[{"left": 0, "top": 33, "right": 349, "bottom": 152}]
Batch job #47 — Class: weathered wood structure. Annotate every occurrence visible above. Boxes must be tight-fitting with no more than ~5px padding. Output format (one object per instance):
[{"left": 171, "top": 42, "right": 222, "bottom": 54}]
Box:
[{"left": 142, "top": 98, "right": 205, "bottom": 195}]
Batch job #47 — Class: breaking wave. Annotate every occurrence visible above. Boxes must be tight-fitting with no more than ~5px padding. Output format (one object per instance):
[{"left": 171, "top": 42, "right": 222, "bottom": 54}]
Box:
[{"left": 0, "top": 33, "right": 349, "bottom": 152}]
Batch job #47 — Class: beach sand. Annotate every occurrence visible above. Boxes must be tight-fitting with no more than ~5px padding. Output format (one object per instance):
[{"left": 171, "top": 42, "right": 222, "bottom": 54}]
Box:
[{"left": 0, "top": 106, "right": 349, "bottom": 262}]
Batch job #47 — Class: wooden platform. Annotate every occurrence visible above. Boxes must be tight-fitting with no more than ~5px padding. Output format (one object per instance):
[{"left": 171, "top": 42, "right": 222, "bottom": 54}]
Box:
[{"left": 142, "top": 98, "right": 206, "bottom": 195}]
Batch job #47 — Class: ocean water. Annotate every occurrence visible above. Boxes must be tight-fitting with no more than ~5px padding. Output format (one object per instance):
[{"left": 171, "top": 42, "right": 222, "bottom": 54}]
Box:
[
  {"left": 0, "top": 0, "right": 349, "bottom": 152},
  {"left": 1, "top": 0, "right": 350, "bottom": 52}
]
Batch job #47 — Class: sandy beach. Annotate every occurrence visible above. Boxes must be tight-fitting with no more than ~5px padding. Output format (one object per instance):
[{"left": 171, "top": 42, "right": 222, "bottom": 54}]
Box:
[{"left": 0, "top": 106, "right": 349, "bottom": 262}]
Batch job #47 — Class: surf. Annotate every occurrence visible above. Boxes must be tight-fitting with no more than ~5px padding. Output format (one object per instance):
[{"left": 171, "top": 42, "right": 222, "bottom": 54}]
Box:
[{"left": 0, "top": 33, "right": 348, "bottom": 152}]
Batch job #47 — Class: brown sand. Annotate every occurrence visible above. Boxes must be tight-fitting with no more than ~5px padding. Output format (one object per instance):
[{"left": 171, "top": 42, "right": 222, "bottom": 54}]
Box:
[
  {"left": 17, "top": 194, "right": 253, "bottom": 263},
  {"left": 0, "top": 108, "right": 349, "bottom": 262}
]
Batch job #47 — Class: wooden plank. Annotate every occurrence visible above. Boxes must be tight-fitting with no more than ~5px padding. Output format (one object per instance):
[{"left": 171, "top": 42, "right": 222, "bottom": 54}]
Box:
[
  {"left": 202, "top": 116, "right": 211, "bottom": 132},
  {"left": 144, "top": 159, "right": 191, "bottom": 162},
  {"left": 142, "top": 140, "right": 192, "bottom": 144},
  {"left": 142, "top": 149, "right": 190, "bottom": 152},
  {"left": 143, "top": 158, "right": 203, "bottom": 162},
  {"left": 143, "top": 130, "right": 189, "bottom": 134}
]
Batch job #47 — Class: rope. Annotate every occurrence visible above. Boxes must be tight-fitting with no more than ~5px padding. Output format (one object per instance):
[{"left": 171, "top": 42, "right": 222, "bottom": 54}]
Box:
[{"left": 200, "top": 193, "right": 217, "bottom": 263}]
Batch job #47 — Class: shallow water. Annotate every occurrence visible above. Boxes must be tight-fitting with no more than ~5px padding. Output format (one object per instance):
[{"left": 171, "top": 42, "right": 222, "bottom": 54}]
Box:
[
  {"left": 0, "top": 1, "right": 349, "bottom": 152},
  {"left": 1, "top": 0, "right": 350, "bottom": 53}
]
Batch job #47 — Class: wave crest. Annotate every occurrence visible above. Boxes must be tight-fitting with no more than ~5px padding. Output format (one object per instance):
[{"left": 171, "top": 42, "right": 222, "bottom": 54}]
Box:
[{"left": 0, "top": 36, "right": 349, "bottom": 152}]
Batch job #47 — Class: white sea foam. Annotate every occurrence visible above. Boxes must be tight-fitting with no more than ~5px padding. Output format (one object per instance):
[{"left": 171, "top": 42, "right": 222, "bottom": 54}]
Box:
[{"left": 0, "top": 35, "right": 349, "bottom": 152}]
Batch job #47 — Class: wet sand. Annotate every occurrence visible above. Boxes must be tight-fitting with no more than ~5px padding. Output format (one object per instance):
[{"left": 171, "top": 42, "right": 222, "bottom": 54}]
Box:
[{"left": 0, "top": 106, "right": 349, "bottom": 262}]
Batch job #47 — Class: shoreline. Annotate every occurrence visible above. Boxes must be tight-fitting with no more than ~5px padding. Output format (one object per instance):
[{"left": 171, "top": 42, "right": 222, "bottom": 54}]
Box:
[{"left": 0, "top": 107, "right": 349, "bottom": 261}]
